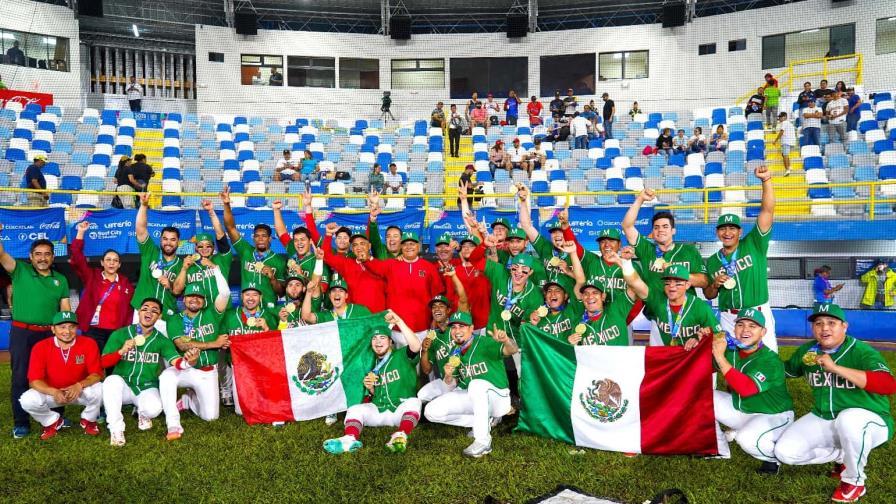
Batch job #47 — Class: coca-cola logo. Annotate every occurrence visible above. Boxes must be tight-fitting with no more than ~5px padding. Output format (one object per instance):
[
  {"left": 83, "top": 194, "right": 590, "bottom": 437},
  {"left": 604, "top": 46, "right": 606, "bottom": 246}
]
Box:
[{"left": 1, "top": 96, "right": 41, "bottom": 107}]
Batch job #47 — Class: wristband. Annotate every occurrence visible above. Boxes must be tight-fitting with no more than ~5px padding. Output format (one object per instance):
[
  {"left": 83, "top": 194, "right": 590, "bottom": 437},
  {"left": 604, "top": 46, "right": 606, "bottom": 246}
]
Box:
[
  {"left": 313, "top": 259, "right": 324, "bottom": 276},
  {"left": 620, "top": 259, "right": 635, "bottom": 276}
]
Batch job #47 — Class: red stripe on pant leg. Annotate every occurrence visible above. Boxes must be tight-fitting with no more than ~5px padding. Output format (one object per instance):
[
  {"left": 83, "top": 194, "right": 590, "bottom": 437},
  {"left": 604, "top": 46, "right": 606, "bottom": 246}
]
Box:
[
  {"left": 639, "top": 337, "right": 718, "bottom": 455},
  {"left": 230, "top": 330, "right": 294, "bottom": 425}
]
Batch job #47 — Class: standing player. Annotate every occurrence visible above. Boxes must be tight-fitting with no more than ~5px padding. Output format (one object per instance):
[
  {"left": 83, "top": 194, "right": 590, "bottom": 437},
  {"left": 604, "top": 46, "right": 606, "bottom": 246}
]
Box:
[
  {"left": 219, "top": 284, "right": 278, "bottom": 409},
  {"left": 703, "top": 165, "right": 778, "bottom": 352},
  {"left": 323, "top": 311, "right": 422, "bottom": 454},
  {"left": 302, "top": 274, "right": 371, "bottom": 325},
  {"left": 272, "top": 199, "right": 329, "bottom": 290},
  {"left": 221, "top": 187, "right": 285, "bottom": 308},
  {"left": 567, "top": 274, "right": 635, "bottom": 347},
  {"left": 134, "top": 193, "right": 183, "bottom": 325},
  {"left": 527, "top": 242, "right": 586, "bottom": 341},
  {"left": 0, "top": 229, "right": 71, "bottom": 439},
  {"left": 448, "top": 234, "right": 491, "bottom": 332},
  {"left": 19, "top": 311, "right": 103, "bottom": 440},
  {"left": 711, "top": 308, "right": 793, "bottom": 474},
  {"left": 320, "top": 222, "right": 386, "bottom": 313},
  {"left": 517, "top": 186, "right": 576, "bottom": 280},
  {"left": 172, "top": 199, "right": 233, "bottom": 301},
  {"left": 425, "top": 312, "right": 517, "bottom": 458},
  {"left": 160, "top": 256, "right": 231, "bottom": 441},
  {"left": 101, "top": 298, "right": 199, "bottom": 446},
  {"left": 775, "top": 304, "right": 896, "bottom": 502}
]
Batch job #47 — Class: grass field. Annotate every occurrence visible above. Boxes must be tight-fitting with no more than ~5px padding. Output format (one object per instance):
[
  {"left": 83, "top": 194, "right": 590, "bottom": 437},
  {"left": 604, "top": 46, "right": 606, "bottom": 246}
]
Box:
[{"left": 2, "top": 347, "right": 895, "bottom": 504}]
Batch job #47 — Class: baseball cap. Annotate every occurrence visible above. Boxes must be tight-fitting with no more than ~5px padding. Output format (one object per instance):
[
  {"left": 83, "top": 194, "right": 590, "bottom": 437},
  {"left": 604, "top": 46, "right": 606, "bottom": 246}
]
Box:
[
  {"left": 349, "top": 231, "right": 369, "bottom": 243},
  {"left": 429, "top": 294, "right": 450, "bottom": 308},
  {"left": 597, "top": 228, "right": 621, "bottom": 242},
  {"left": 242, "top": 283, "right": 262, "bottom": 294},
  {"left": 460, "top": 234, "right": 481, "bottom": 246},
  {"left": 371, "top": 326, "right": 392, "bottom": 339},
  {"left": 544, "top": 219, "right": 562, "bottom": 232},
  {"left": 580, "top": 276, "right": 607, "bottom": 294},
  {"left": 735, "top": 308, "right": 766, "bottom": 328},
  {"left": 495, "top": 139, "right": 504, "bottom": 146},
  {"left": 52, "top": 311, "right": 78, "bottom": 326},
  {"left": 183, "top": 284, "right": 206, "bottom": 298},
  {"left": 509, "top": 254, "right": 535, "bottom": 269},
  {"left": 33, "top": 154, "right": 48, "bottom": 162},
  {"left": 716, "top": 214, "right": 742, "bottom": 229},
  {"left": 662, "top": 264, "right": 690, "bottom": 281},
  {"left": 435, "top": 233, "right": 453, "bottom": 246},
  {"left": 507, "top": 227, "right": 527, "bottom": 240},
  {"left": 513, "top": 138, "right": 520, "bottom": 143},
  {"left": 329, "top": 277, "right": 349, "bottom": 291},
  {"left": 491, "top": 217, "right": 511, "bottom": 230},
  {"left": 285, "top": 274, "right": 308, "bottom": 285},
  {"left": 808, "top": 303, "right": 847, "bottom": 323},
  {"left": 335, "top": 226, "right": 352, "bottom": 237},
  {"left": 541, "top": 274, "right": 573, "bottom": 294},
  {"left": 447, "top": 311, "right": 473, "bottom": 326},
  {"left": 400, "top": 231, "right": 420, "bottom": 243},
  {"left": 193, "top": 232, "right": 215, "bottom": 245}
]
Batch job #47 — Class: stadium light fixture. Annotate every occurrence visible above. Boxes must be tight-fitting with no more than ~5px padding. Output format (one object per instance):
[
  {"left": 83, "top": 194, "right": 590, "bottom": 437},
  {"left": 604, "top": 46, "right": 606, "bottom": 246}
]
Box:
[{"left": 132, "top": 24, "right": 140, "bottom": 38}]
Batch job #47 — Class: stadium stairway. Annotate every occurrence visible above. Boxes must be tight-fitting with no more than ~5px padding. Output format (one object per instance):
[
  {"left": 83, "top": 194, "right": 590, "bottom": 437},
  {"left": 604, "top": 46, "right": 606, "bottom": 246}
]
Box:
[
  {"left": 763, "top": 129, "right": 810, "bottom": 216},
  {"left": 133, "top": 128, "right": 165, "bottom": 205},
  {"left": 443, "top": 134, "right": 473, "bottom": 209}
]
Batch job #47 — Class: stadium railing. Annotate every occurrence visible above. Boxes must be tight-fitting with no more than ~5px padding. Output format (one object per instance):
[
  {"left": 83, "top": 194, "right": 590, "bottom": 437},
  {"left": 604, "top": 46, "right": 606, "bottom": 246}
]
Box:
[{"left": 735, "top": 53, "right": 863, "bottom": 104}]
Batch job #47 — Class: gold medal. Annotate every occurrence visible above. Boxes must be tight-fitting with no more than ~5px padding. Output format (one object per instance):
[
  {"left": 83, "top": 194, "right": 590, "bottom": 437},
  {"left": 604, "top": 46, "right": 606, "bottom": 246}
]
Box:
[
  {"left": 151, "top": 268, "right": 163, "bottom": 279},
  {"left": 133, "top": 335, "right": 146, "bottom": 347},
  {"left": 536, "top": 306, "right": 548, "bottom": 317},
  {"left": 426, "top": 330, "right": 437, "bottom": 341},
  {"left": 254, "top": 262, "right": 266, "bottom": 272},
  {"left": 191, "top": 253, "right": 201, "bottom": 262},
  {"left": 713, "top": 331, "right": 726, "bottom": 340},
  {"left": 285, "top": 303, "right": 296, "bottom": 314},
  {"left": 549, "top": 256, "right": 561, "bottom": 267},
  {"left": 723, "top": 278, "right": 737, "bottom": 290},
  {"left": 501, "top": 309, "right": 512, "bottom": 321},
  {"left": 287, "top": 259, "right": 298, "bottom": 269},
  {"left": 574, "top": 323, "right": 587, "bottom": 335},
  {"left": 448, "top": 356, "right": 462, "bottom": 368},
  {"left": 653, "top": 258, "right": 666, "bottom": 270},
  {"left": 802, "top": 351, "right": 818, "bottom": 366},
  {"left": 246, "top": 317, "right": 257, "bottom": 328}
]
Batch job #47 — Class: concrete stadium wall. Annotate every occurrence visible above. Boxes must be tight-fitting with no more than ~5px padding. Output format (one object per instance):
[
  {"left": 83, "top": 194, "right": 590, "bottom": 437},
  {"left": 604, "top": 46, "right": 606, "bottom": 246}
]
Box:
[{"left": 193, "top": 0, "right": 896, "bottom": 121}]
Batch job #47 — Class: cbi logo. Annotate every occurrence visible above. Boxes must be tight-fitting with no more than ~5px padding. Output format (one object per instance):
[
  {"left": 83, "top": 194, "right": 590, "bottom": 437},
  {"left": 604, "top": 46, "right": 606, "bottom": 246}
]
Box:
[{"left": 18, "top": 232, "right": 50, "bottom": 240}]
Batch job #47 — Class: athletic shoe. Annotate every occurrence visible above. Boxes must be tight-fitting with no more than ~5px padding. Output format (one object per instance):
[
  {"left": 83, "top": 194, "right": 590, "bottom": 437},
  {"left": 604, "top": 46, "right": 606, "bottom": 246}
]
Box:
[
  {"left": 137, "top": 415, "right": 153, "bottom": 431},
  {"left": 324, "top": 414, "right": 338, "bottom": 426},
  {"left": 166, "top": 428, "right": 183, "bottom": 441},
  {"left": 623, "top": 452, "right": 639, "bottom": 458},
  {"left": 831, "top": 482, "right": 866, "bottom": 502},
  {"left": 756, "top": 461, "right": 780, "bottom": 476},
  {"left": 724, "top": 430, "right": 738, "bottom": 442},
  {"left": 221, "top": 395, "right": 234, "bottom": 407},
  {"left": 80, "top": 419, "right": 100, "bottom": 436},
  {"left": 12, "top": 426, "right": 30, "bottom": 439},
  {"left": 490, "top": 416, "right": 502, "bottom": 428},
  {"left": 323, "top": 435, "right": 362, "bottom": 455},
  {"left": 176, "top": 393, "right": 191, "bottom": 413},
  {"left": 97, "top": 412, "right": 106, "bottom": 424},
  {"left": 462, "top": 441, "right": 492, "bottom": 458},
  {"left": 40, "top": 417, "right": 66, "bottom": 440},
  {"left": 830, "top": 463, "right": 847, "bottom": 480},
  {"left": 385, "top": 431, "right": 407, "bottom": 453},
  {"left": 110, "top": 431, "right": 126, "bottom": 447}
]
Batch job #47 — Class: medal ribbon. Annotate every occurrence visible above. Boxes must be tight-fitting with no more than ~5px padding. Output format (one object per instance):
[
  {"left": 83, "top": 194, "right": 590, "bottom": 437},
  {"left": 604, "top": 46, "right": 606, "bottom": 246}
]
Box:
[
  {"left": 503, "top": 278, "right": 531, "bottom": 311},
  {"left": 155, "top": 251, "right": 178, "bottom": 271},
  {"left": 332, "top": 304, "right": 353, "bottom": 320},
  {"left": 451, "top": 334, "right": 476, "bottom": 357},
  {"left": 181, "top": 312, "right": 197, "bottom": 339},
  {"left": 665, "top": 298, "right": 687, "bottom": 342},
  {"left": 253, "top": 249, "right": 270, "bottom": 262},
  {"left": 371, "top": 351, "right": 392, "bottom": 375},
  {"left": 241, "top": 307, "right": 258, "bottom": 321},
  {"left": 581, "top": 310, "right": 603, "bottom": 324},
  {"left": 717, "top": 249, "right": 739, "bottom": 277},
  {"left": 809, "top": 343, "right": 840, "bottom": 355}
]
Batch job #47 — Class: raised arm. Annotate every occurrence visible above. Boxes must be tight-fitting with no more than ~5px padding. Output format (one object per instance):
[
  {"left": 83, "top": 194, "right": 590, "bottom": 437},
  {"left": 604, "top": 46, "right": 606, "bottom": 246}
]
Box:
[
  {"left": 69, "top": 221, "right": 93, "bottom": 283},
  {"left": 135, "top": 192, "right": 150, "bottom": 243},
  {"left": 444, "top": 265, "right": 470, "bottom": 313},
  {"left": 516, "top": 185, "right": 539, "bottom": 242},
  {"left": 301, "top": 259, "right": 324, "bottom": 325},
  {"left": 754, "top": 165, "right": 775, "bottom": 233},
  {"left": 219, "top": 187, "right": 242, "bottom": 243},
  {"left": 0, "top": 224, "right": 15, "bottom": 273},
  {"left": 385, "top": 310, "right": 421, "bottom": 353},
  {"left": 561, "top": 241, "right": 585, "bottom": 293},
  {"left": 558, "top": 209, "right": 585, "bottom": 258},
  {"left": 272, "top": 199, "right": 288, "bottom": 239},
  {"left": 303, "top": 186, "right": 320, "bottom": 243},
  {"left": 172, "top": 255, "right": 191, "bottom": 295},
  {"left": 610, "top": 247, "right": 649, "bottom": 300},
  {"left": 622, "top": 189, "right": 655, "bottom": 245}
]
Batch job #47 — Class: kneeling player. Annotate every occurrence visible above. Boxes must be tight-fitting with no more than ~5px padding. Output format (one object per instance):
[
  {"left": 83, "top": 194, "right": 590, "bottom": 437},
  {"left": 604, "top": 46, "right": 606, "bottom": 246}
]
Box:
[
  {"left": 711, "top": 308, "right": 793, "bottom": 474},
  {"left": 774, "top": 304, "right": 896, "bottom": 503},
  {"left": 324, "top": 311, "right": 422, "bottom": 454},
  {"left": 424, "top": 312, "right": 517, "bottom": 458}
]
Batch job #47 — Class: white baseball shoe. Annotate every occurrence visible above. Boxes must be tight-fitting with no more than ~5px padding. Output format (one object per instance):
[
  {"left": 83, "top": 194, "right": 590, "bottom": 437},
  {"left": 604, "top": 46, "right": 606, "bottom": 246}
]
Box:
[
  {"left": 324, "top": 414, "right": 338, "bottom": 426},
  {"left": 137, "top": 415, "right": 153, "bottom": 431},
  {"left": 463, "top": 441, "right": 492, "bottom": 458},
  {"left": 110, "top": 431, "right": 126, "bottom": 447},
  {"left": 385, "top": 431, "right": 408, "bottom": 453}
]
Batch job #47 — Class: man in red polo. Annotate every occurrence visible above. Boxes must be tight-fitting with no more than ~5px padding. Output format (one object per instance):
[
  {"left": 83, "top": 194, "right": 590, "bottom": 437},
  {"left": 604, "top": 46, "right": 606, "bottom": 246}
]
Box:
[{"left": 19, "top": 311, "right": 103, "bottom": 440}]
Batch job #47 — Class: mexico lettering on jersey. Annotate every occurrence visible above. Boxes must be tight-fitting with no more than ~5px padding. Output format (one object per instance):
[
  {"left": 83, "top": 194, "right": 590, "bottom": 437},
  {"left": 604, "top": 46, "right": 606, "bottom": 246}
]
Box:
[
  {"left": 220, "top": 307, "right": 278, "bottom": 337},
  {"left": 371, "top": 348, "right": 420, "bottom": 413},
  {"left": 166, "top": 304, "right": 224, "bottom": 367},
  {"left": 723, "top": 346, "right": 793, "bottom": 414},
  {"left": 485, "top": 260, "right": 544, "bottom": 341},
  {"left": 232, "top": 237, "right": 286, "bottom": 307},
  {"left": 429, "top": 328, "right": 452, "bottom": 375},
  {"left": 536, "top": 301, "right": 585, "bottom": 341},
  {"left": 575, "top": 293, "right": 634, "bottom": 346},
  {"left": 103, "top": 325, "right": 181, "bottom": 395},
  {"left": 643, "top": 290, "right": 721, "bottom": 346},
  {"left": 705, "top": 225, "right": 771, "bottom": 309},
  {"left": 184, "top": 253, "right": 232, "bottom": 301},
  {"left": 454, "top": 335, "right": 508, "bottom": 390}
]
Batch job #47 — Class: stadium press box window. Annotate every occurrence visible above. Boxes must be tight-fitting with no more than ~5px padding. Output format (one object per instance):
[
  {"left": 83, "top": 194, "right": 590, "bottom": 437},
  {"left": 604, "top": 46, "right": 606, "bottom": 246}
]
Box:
[
  {"left": 877, "top": 17, "right": 896, "bottom": 55},
  {"left": 598, "top": 51, "right": 648, "bottom": 81},
  {"left": 540, "top": 53, "right": 595, "bottom": 96},
  {"left": 287, "top": 56, "right": 335, "bottom": 88},
  {"left": 240, "top": 54, "right": 284, "bottom": 86},
  {"left": 449, "top": 57, "right": 528, "bottom": 99},
  {"left": 761, "top": 23, "right": 855, "bottom": 69},
  {"left": 340, "top": 58, "right": 379, "bottom": 89},
  {"left": 0, "top": 29, "right": 69, "bottom": 72},
  {"left": 391, "top": 58, "right": 445, "bottom": 89}
]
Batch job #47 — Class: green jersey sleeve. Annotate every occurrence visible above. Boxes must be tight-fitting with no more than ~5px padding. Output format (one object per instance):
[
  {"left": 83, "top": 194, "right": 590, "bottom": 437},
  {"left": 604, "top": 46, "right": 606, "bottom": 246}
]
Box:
[
  {"left": 103, "top": 328, "right": 128, "bottom": 354},
  {"left": 158, "top": 336, "right": 182, "bottom": 364},
  {"left": 743, "top": 224, "right": 772, "bottom": 255},
  {"left": 681, "top": 244, "right": 708, "bottom": 275},
  {"left": 231, "top": 237, "right": 252, "bottom": 259}
]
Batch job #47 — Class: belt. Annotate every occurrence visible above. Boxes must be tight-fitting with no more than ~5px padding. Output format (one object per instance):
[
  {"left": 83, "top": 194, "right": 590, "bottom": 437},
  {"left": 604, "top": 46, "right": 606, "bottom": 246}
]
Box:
[{"left": 12, "top": 321, "right": 52, "bottom": 331}]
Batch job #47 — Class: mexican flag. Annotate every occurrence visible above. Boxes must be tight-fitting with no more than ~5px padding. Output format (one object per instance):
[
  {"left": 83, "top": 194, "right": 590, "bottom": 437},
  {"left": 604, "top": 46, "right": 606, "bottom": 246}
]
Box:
[
  {"left": 230, "top": 316, "right": 380, "bottom": 425},
  {"left": 517, "top": 325, "right": 719, "bottom": 455}
]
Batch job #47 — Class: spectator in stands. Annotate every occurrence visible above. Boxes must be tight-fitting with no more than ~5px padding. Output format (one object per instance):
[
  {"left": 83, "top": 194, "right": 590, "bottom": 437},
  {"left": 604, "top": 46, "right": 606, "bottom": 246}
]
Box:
[
  {"left": 570, "top": 112, "right": 591, "bottom": 150},
  {"left": 814, "top": 79, "right": 834, "bottom": 115},
  {"left": 580, "top": 104, "right": 597, "bottom": 130},
  {"left": 563, "top": 88, "right": 578, "bottom": 117},
  {"left": 655, "top": 128, "right": 674, "bottom": 157},
  {"left": 274, "top": 150, "right": 299, "bottom": 182},
  {"left": 543, "top": 115, "right": 570, "bottom": 143},
  {"left": 505, "top": 138, "right": 530, "bottom": 175},
  {"left": 801, "top": 101, "right": 822, "bottom": 146},
  {"left": 628, "top": 101, "right": 642, "bottom": 119},
  {"left": 470, "top": 101, "right": 488, "bottom": 131},
  {"left": 672, "top": 129, "right": 688, "bottom": 153},
  {"left": 797, "top": 81, "right": 816, "bottom": 110},
  {"left": 504, "top": 90, "right": 520, "bottom": 126},
  {"left": 763, "top": 73, "right": 778, "bottom": 89},
  {"left": 709, "top": 125, "right": 728, "bottom": 153},
  {"left": 484, "top": 94, "right": 501, "bottom": 126},
  {"left": 774, "top": 112, "right": 796, "bottom": 177},
  {"left": 384, "top": 163, "right": 404, "bottom": 195},
  {"left": 825, "top": 90, "right": 849, "bottom": 144},
  {"left": 466, "top": 91, "right": 479, "bottom": 122},
  {"left": 860, "top": 261, "right": 896, "bottom": 310},
  {"left": 688, "top": 126, "right": 707, "bottom": 154},
  {"left": 114, "top": 156, "right": 138, "bottom": 208},
  {"left": 300, "top": 150, "right": 318, "bottom": 181},
  {"left": 813, "top": 265, "right": 843, "bottom": 304},
  {"left": 835, "top": 80, "right": 847, "bottom": 94},
  {"left": 457, "top": 164, "right": 483, "bottom": 209},
  {"left": 527, "top": 138, "right": 546, "bottom": 169},
  {"left": 745, "top": 87, "right": 765, "bottom": 117},
  {"left": 549, "top": 91, "right": 564, "bottom": 118},
  {"left": 601, "top": 92, "right": 615, "bottom": 139},
  {"left": 24, "top": 154, "right": 49, "bottom": 207},
  {"left": 126, "top": 76, "right": 143, "bottom": 112},
  {"left": 130, "top": 154, "right": 154, "bottom": 203},
  {"left": 527, "top": 96, "right": 543, "bottom": 126},
  {"left": 269, "top": 68, "right": 283, "bottom": 86},
  {"left": 6, "top": 40, "right": 25, "bottom": 66},
  {"left": 0, "top": 74, "right": 6, "bottom": 90},
  {"left": 488, "top": 140, "right": 506, "bottom": 176},
  {"left": 431, "top": 101, "right": 446, "bottom": 129},
  {"left": 845, "top": 87, "right": 862, "bottom": 132},
  {"left": 447, "top": 104, "right": 464, "bottom": 157},
  {"left": 368, "top": 163, "right": 385, "bottom": 193},
  {"left": 764, "top": 81, "right": 780, "bottom": 128}
]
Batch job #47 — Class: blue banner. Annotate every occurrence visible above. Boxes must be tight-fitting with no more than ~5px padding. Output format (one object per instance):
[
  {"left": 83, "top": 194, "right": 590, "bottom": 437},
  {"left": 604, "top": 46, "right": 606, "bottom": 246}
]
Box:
[
  {"left": 147, "top": 209, "right": 197, "bottom": 244},
  {"left": 0, "top": 208, "right": 66, "bottom": 258},
  {"left": 199, "top": 209, "right": 305, "bottom": 254},
  {"left": 674, "top": 219, "right": 896, "bottom": 243},
  {"left": 135, "top": 112, "right": 164, "bottom": 129},
  {"left": 71, "top": 209, "right": 137, "bottom": 257},
  {"left": 539, "top": 206, "right": 654, "bottom": 251},
  {"left": 425, "top": 208, "right": 538, "bottom": 247},
  {"left": 321, "top": 209, "right": 425, "bottom": 243}
]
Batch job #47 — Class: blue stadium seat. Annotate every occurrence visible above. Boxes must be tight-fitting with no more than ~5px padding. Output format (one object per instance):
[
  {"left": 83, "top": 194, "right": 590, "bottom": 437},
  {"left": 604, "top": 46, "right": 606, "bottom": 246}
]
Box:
[
  {"left": 873, "top": 140, "right": 894, "bottom": 154},
  {"left": 163, "top": 147, "right": 180, "bottom": 158},
  {"left": 668, "top": 153, "right": 685, "bottom": 167},
  {"left": 243, "top": 170, "right": 261, "bottom": 183},
  {"left": 847, "top": 141, "right": 869, "bottom": 155},
  {"left": 474, "top": 151, "right": 488, "bottom": 162},
  {"left": 234, "top": 132, "right": 249, "bottom": 143},
  {"left": 879, "top": 165, "right": 896, "bottom": 181},
  {"left": 238, "top": 150, "right": 254, "bottom": 162},
  {"left": 203, "top": 159, "right": 221, "bottom": 170},
  {"left": 711, "top": 108, "right": 727, "bottom": 125},
  {"left": 223, "top": 159, "right": 240, "bottom": 171},
  {"left": 808, "top": 185, "right": 832, "bottom": 199},
  {"left": 32, "top": 140, "right": 52, "bottom": 153},
  {"left": 803, "top": 156, "right": 824, "bottom": 170},
  {"left": 606, "top": 178, "right": 624, "bottom": 191},
  {"left": 37, "top": 121, "right": 55, "bottom": 133},
  {"left": 596, "top": 157, "right": 612, "bottom": 169},
  {"left": 95, "top": 134, "right": 114, "bottom": 145},
  {"left": 704, "top": 162, "right": 723, "bottom": 175},
  {"left": 162, "top": 168, "right": 181, "bottom": 180},
  {"left": 683, "top": 175, "right": 703, "bottom": 189},
  {"left": 114, "top": 144, "right": 132, "bottom": 157},
  {"left": 91, "top": 154, "right": 111, "bottom": 166}
]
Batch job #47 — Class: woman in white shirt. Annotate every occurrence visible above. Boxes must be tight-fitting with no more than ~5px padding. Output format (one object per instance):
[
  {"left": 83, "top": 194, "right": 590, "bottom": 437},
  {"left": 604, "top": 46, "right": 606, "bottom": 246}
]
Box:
[{"left": 688, "top": 126, "right": 707, "bottom": 154}]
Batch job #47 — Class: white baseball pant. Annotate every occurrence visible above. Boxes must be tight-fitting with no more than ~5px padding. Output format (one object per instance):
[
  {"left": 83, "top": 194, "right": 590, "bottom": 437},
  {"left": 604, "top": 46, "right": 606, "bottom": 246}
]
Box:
[
  {"left": 720, "top": 302, "right": 778, "bottom": 353},
  {"left": 418, "top": 379, "right": 452, "bottom": 402},
  {"left": 102, "top": 374, "right": 162, "bottom": 434},
  {"left": 713, "top": 390, "right": 794, "bottom": 461},
  {"left": 19, "top": 384, "right": 103, "bottom": 427},
  {"left": 344, "top": 398, "right": 422, "bottom": 429},
  {"left": 648, "top": 323, "right": 663, "bottom": 346},
  {"left": 774, "top": 410, "right": 889, "bottom": 486},
  {"left": 160, "top": 366, "right": 220, "bottom": 432},
  {"left": 424, "top": 379, "right": 511, "bottom": 446}
]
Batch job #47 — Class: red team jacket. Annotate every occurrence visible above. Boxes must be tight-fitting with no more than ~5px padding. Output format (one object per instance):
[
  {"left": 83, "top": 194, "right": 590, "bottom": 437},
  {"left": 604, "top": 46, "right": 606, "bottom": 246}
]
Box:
[
  {"left": 364, "top": 256, "right": 445, "bottom": 332},
  {"left": 443, "top": 243, "right": 491, "bottom": 330},
  {"left": 321, "top": 238, "right": 387, "bottom": 313},
  {"left": 69, "top": 238, "right": 135, "bottom": 334}
]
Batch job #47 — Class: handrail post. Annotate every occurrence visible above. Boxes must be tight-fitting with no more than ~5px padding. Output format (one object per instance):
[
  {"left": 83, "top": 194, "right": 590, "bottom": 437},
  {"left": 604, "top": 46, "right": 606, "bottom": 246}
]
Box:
[
  {"left": 703, "top": 188, "right": 709, "bottom": 224},
  {"left": 424, "top": 194, "right": 430, "bottom": 227},
  {"left": 870, "top": 181, "right": 876, "bottom": 221}
]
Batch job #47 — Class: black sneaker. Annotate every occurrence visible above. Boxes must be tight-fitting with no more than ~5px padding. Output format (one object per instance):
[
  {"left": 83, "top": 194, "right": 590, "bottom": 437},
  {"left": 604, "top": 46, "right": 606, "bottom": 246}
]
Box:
[{"left": 757, "top": 461, "right": 780, "bottom": 476}]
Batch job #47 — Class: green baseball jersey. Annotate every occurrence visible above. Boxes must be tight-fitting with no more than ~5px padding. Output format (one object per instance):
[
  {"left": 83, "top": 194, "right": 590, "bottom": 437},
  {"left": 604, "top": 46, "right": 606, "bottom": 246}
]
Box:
[
  {"left": 531, "top": 235, "right": 572, "bottom": 277},
  {"left": 534, "top": 300, "right": 586, "bottom": 341},
  {"left": 484, "top": 260, "right": 543, "bottom": 341},
  {"left": 133, "top": 237, "right": 183, "bottom": 316},
  {"left": 575, "top": 292, "right": 636, "bottom": 346},
  {"left": 165, "top": 304, "right": 224, "bottom": 367},
  {"left": 103, "top": 325, "right": 180, "bottom": 394},
  {"left": 426, "top": 326, "right": 452, "bottom": 378},
  {"left": 315, "top": 303, "right": 372, "bottom": 323},
  {"left": 183, "top": 253, "right": 233, "bottom": 302},
  {"left": 370, "top": 348, "right": 420, "bottom": 412},
  {"left": 497, "top": 249, "right": 547, "bottom": 286},
  {"left": 368, "top": 221, "right": 400, "bottom": 260},
  {"left": 643, "top": 291, "right": 721, "bottom": 346},
  {"left": 633, "top": 234, "right": 706, "bottom": 291},
  {"left": 452, "top": 334, "right": 509, "bottom": 390},
  {"left": 284, "top": 246, "right": 330, "bottom": 286},
  {"left": 705, "top": 225, "right": 771, "bottom": 310},
  {"left": 723, "top": 346, "right": 793, "bottom": 414},
  {"left": 276, "top": 300, "right": 305, "bottom": 329},
  {"left": 220, "top": 306, "right": 278, "bottom": 336},
  {"left": 581, "top": 254, "right": 643, "bottom": 307},
  {"left": 231, "top": 237, "right": 285, "bottom": 308},
  {"left": 10, "top": 260, "right": 69, "bottom": 325},
  {"left": 785, "top": 336, "right": 894, "bottom": 438}
]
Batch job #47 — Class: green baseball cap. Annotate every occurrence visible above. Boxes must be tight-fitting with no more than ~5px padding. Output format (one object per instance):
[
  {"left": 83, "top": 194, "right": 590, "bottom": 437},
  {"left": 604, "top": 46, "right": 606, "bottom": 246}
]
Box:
[
  {"left": 349, "top": 231, "right": 369, "bottom": 243},
  {"left": 435, "top": 233, "right": 453, "bottom": 246},
  {"left": 735, "top": 307, "right": 766, "bottom": 328},
  {"left": 544, "top": 219, "right": 562, "bottom": 232},
  {"left": 580, "top": 276, "right": 607, "bottom": 293},
  {"left": 460, "top": 234, "right": 481, "bottom": 246},
  {"left": 808, "top": 303, "right": 847, "bottom": 323},
  {"left": 662, "top": 264, "right": 690, "bottom": 281},
  {"left": 597, "top": 228, "right": 621, "bottom": 241},
  {"left": 194, "top": 233, "right": 215, "bottom": 245},
  {"left": 51, "top": 311, "right": 78, "bottom": 326},
  {"left": 491, "top": 217, "right": 511, "bottom": 230},
  {"left": 429, "top": 294, "right": 450, "bottom": 307},
  {"left": 447, "top": 311, "right": 473, "bottom": 326},
  {"left": 285, "top": 274, "right": 308, "bottom": 285},
  {"left": 716, "top": 214, "right": 742, "bottom": 229},
  {"left": 509, "top": 254, "right": 535, "bottom": 269},
  {"left": 541, "top": 274, "right": 573, "bottom": 294},
  {"left": 183, "top": 284, "right": 206, "bottom": 298},
  {"left": 242, "top": 282, "right": 262, "bottom": 294},
  {"left": 371, "top": 326, "right": 392, "bottom": 338},
  {"left": 400, "top": 231, "right": 420, "bottom": 243},
  {"left": 507, "top": 227, "right": 527, "bottom": 240},
  {"left": 329, "top": 277, "right": 349, "bottom": 291}
]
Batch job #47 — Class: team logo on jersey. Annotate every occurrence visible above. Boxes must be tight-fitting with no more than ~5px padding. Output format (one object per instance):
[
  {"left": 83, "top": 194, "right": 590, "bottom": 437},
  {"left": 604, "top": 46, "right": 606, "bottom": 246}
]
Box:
[
  {"left": 75, "top": 355, "right": 85, "bottom": 365},
  {"left": 292, "top": 351, "right": 341, "bottom": 395},
  {"left": 579, "top": 378, "right": 628, "bottom": 423}
]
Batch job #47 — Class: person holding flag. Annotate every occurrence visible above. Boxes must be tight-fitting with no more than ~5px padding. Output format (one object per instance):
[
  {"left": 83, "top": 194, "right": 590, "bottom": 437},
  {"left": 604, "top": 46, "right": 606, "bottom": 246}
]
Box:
[
  {"left": 134, "top": 192, "right": 183, "bottom": 326},
  {"left": 527, "top": 242, "right": 586, "bottom": 341},
  {"left": 101, "top": 298, "right": 199, "bottom": 446},
  {"left": 703, "top": 165, "right": 778, "bottom": 352},
  {"left": 323, "top": 311, "right": 422, "bottom": 455},
  {"left": 172, "top": 199, "right": 233, "bottom": 302},
  {"left": 320, "top": 222, "right": 386, "bottom": 313}
]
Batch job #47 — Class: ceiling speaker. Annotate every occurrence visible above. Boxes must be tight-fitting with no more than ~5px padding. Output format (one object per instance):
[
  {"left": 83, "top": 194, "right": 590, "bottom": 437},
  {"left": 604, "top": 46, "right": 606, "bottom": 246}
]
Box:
[
  {"left": 390, "top": 16, "right": 411, "bottom": 40},
  {"left": 235, "top": 11, "right": 258, "bottom": 35},
  {"left": 507, "top": 14, "right": 528, "bottom": 38}
]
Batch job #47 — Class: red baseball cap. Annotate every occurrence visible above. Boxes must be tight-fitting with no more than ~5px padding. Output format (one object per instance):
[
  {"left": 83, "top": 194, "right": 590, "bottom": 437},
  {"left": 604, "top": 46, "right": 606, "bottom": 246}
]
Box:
[
  {"left": 513, "top": 138, "right": 520, "bottom": 143},
  {"left": 495, "top": 139, "right": 503, "bottom": 145}
]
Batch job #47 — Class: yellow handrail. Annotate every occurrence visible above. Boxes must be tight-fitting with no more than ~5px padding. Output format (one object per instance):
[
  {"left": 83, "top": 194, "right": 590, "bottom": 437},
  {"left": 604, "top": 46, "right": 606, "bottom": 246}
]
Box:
[{"left": 735, "top": 53, "right": 863, "bottom": 105}]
